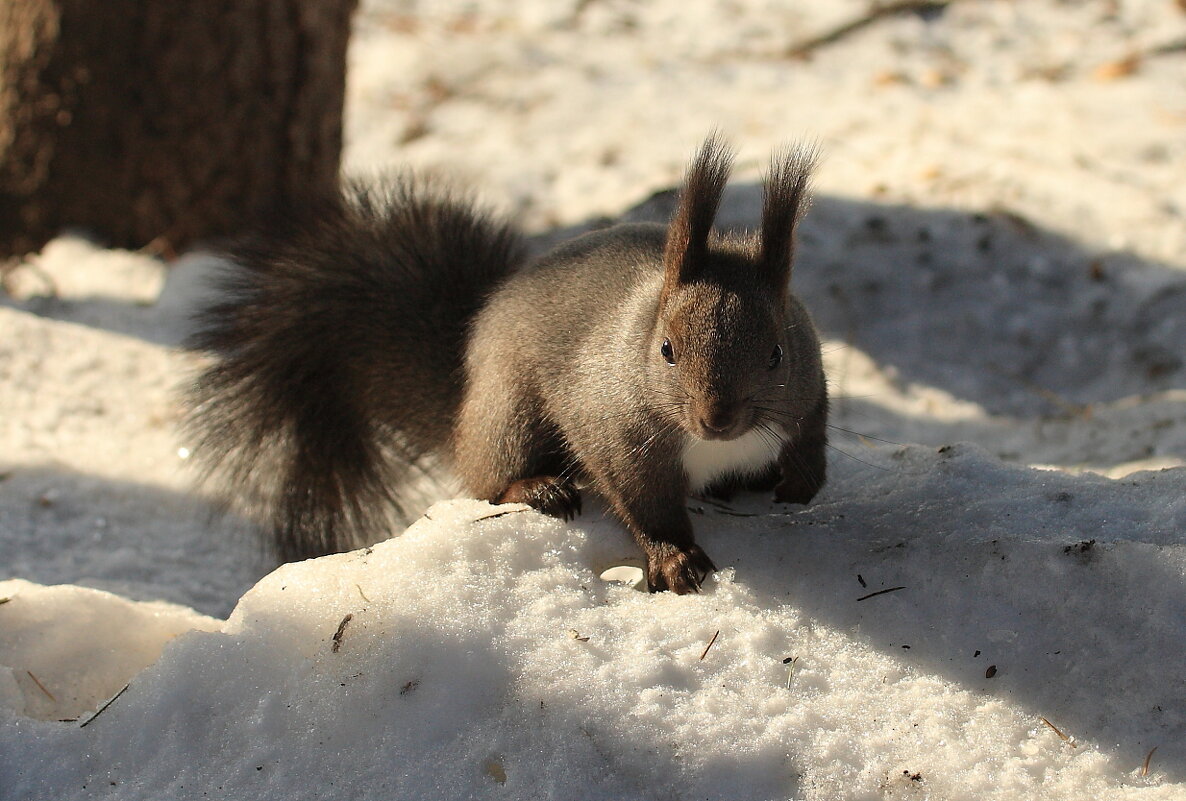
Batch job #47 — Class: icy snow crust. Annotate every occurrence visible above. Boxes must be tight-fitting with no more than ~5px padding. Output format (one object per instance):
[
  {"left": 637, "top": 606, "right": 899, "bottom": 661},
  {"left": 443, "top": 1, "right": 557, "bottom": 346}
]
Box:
[{"left": 4, "top": 0, "right": 1186, "bottom": 798}]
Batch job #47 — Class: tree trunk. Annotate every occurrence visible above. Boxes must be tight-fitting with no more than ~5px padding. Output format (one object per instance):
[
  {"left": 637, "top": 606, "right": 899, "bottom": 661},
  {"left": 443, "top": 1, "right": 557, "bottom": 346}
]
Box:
[{"left": 0, "top": 0, "right": 357, "bottom": 259}]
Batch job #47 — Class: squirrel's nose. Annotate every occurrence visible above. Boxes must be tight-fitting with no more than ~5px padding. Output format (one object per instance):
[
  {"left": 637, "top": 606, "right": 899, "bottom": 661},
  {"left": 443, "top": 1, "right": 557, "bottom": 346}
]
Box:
[
  {"left": 702, "top": 416, "right": 731, "bottom": 433},
  {"left": 700, "top": 407, "right": 738, "bottom": 434}
]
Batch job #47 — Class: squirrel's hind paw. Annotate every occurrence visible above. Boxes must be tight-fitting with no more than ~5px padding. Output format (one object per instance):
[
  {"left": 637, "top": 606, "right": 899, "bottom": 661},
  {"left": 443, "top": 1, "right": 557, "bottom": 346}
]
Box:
[{"left": 497, "top": 476, "right": 582, "bottom": 521}]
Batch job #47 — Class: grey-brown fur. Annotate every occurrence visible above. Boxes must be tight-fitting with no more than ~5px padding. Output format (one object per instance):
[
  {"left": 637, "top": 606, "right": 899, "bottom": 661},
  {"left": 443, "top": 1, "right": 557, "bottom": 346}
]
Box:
[{"left": 187, "top": 137, "right": 827, "bottom": 593}]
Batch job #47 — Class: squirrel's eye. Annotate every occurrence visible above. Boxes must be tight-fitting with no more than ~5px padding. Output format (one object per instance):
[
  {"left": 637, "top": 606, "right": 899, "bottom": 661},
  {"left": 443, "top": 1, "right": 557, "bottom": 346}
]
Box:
[
  {"left": 768, "top": 344, "right": 783, "bottom": 370},
  {"left": 660, "top": 338, "right": 676, "bottom": 366}
]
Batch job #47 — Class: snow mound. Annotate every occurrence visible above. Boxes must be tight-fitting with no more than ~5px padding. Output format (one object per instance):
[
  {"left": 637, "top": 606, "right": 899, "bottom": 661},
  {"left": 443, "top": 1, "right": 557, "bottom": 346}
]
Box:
[
  {"left": 3, "top": 450, "right": 1185, "bottom": 799},
  {"left": 0, "top": 580, "right": 220, "bottom": 722}
]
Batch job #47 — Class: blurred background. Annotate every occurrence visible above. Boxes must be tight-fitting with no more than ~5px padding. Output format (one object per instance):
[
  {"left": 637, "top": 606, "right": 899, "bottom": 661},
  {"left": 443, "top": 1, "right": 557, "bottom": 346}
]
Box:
[{"left": 3, "top": 0, "right": 1184, "bottom": 256}]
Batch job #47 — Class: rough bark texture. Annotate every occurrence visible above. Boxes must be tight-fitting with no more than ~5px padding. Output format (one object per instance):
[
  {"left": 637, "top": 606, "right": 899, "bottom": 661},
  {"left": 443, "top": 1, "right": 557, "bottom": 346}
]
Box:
[{"left": 0, "top": 0, "right": 357, "bottom": 258}]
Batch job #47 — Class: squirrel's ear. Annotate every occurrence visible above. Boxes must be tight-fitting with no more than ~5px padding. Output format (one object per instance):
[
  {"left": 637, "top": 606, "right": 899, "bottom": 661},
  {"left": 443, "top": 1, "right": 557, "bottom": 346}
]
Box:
[
  {"left": 663, "top": 133, "right": 734, "bottom": 297},
  {"left": 759, "top": 144, "right": 817, "bottom": 292}
]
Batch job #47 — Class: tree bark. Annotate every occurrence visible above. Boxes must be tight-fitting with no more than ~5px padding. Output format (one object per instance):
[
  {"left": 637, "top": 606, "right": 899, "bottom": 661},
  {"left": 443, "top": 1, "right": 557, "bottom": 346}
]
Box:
[{"left": 0, "top": 0, "right": 357, "bottom": 259}]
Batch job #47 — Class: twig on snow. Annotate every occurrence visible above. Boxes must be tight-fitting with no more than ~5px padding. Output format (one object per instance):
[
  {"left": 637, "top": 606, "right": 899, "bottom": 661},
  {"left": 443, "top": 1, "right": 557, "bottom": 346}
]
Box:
[
  {"left": 1039, "top": 716, "right": 1077, "bottom": 747},
  {"left": 331, "top": 613, "right": 354, "bottom": 653},
  {"left": 785, "top": 1, "right": 965, "bottom": 60},
  {"left": 856, "top": 586, "right": 906, "bottom": 602},
  {"left": 699, "top": 630, "right": 721, "bottom": 661},
  {"left": 80, "top": 684, "right": 129, "bottom": 728},
  {"left": 1141, "top": 746, "right": 1159, "bottom": 776},
  {"left": 26, "top": 671, "right": 56, "bottom": 703},
  {"left": 471, "top": 508, "right": 530, "bottom": 523},
  {"left": 784, "top": 656, "right": 799, "bottom": 689}
]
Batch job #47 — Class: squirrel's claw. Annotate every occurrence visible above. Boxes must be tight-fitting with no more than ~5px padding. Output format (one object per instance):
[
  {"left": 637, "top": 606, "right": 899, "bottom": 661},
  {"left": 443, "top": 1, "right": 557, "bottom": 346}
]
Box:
[{"left": 646, "top": 543, "right": 717, "bottom": 595}]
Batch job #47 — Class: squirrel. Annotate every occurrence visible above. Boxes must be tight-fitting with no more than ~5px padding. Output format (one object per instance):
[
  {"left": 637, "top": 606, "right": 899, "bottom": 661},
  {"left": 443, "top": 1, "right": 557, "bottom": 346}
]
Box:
[{"left": 185, "top": 135, "right": 827, "bottom": 594}]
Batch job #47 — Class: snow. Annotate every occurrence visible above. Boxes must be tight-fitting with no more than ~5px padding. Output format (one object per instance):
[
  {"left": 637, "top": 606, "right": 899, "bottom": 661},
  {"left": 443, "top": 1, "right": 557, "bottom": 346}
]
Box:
[{"left": 3, "top": 0, "right": 1186, "bottom": 798}]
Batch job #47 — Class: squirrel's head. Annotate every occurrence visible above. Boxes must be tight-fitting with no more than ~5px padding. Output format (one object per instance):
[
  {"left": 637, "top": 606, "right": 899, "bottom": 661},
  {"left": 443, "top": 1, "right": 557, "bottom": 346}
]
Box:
[{"left": 655, "top": 134, "right": 819, "bottom": 442}]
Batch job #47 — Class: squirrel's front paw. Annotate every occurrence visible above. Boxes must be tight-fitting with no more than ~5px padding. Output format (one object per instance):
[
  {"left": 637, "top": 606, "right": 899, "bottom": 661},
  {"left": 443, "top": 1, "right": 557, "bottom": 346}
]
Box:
[
  {"left": 497, "top": 476, "right": 582, "bottom": 521},
  {"left": 646, "top": 543, "right": 717, "bottom": 595}
]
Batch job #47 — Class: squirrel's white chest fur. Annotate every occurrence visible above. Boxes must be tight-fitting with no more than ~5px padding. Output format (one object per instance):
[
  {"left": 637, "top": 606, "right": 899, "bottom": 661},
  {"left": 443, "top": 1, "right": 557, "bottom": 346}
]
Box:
[{"left": 682, "top": 428, "right": 779, "bottom": 492}]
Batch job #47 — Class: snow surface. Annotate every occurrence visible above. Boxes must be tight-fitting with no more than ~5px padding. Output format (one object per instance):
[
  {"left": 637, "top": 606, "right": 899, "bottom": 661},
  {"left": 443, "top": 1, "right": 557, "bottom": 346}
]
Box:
[{"left": 4, "top": 1, "right": 1186, "bottom": 798}]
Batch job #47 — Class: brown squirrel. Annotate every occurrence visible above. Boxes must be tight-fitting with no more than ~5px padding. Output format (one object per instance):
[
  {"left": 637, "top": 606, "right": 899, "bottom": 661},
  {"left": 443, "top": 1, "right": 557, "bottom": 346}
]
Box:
[{"left": 186, "top": 135, "right": 827, "bottom": 594}]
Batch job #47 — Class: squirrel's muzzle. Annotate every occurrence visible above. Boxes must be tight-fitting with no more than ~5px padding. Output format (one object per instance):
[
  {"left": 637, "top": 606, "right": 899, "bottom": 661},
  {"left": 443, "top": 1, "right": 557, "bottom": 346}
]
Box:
[{"left": 693, "top": 400, "right": 748, "bottom": 440}]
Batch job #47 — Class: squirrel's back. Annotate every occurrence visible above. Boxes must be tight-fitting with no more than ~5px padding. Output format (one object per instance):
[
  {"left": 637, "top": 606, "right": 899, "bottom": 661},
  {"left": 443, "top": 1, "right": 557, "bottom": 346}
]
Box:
[{"left": 466, "top": 223, "right": 666, "bottom": 376}]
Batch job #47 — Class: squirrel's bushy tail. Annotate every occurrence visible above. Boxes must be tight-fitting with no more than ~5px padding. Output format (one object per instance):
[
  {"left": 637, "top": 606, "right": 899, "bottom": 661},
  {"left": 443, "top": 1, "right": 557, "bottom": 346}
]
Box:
[{"left": 185, "top": 177, "right": 524, "bottom": 561}]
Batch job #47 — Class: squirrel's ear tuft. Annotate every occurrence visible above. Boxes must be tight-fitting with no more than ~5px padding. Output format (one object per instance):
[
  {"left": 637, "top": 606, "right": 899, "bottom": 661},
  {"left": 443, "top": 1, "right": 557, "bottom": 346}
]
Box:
[
  {"left": 663, "top": 133, "right": 734, "bottom": 296},
  {"left": 759, "top": 143, "right": 817, "bottom": 291}
]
